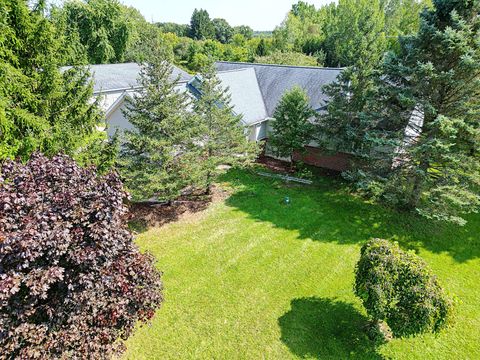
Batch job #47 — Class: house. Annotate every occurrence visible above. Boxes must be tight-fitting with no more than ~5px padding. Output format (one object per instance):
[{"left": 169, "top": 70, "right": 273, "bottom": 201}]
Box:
[
  {"left": 81, "top": 62, "right": 192, "bottom": 138},
  {"left": 215, "top": 62, "right": 349, "bottom": 171},
  {"left": 87, "top": 61, "right": 350, "bottom": 171}
]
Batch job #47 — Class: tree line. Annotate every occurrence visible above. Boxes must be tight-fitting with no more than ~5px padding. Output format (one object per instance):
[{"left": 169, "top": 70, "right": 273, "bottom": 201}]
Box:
[{"left": 47, "top": 0, "right": 433, "bottom": 70}]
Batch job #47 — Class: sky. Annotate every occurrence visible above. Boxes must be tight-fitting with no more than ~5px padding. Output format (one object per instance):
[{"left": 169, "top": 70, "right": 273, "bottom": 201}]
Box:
[{"left": 119, "top": 0, "right": 336, "bottom": 31}]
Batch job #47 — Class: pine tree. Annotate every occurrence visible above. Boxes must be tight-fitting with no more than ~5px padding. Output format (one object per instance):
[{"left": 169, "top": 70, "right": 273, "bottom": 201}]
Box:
[
  {"left": 256, "top": 39, "right": 268, "bottom": 57},
  {"left": 193, "top": 64, "right": 259, "bottom": 194},
  {"left": 119, "top": 54, "right": 199, "bottom": 202},
  {"left": 269, "top": 86, "right": 314, "bottom": 167},
  {"left": 0, "top": 0, "right": 110, "bottom": 167},
  {"left": 328, "top": 0, "right": 480, "bottom": 225},
  {"left": 189, "top": 9, "right": 215, "bottom": 40}
]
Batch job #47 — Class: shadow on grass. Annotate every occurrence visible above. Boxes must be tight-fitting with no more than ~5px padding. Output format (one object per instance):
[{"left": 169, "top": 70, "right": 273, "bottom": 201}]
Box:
[
  {"left": 278, "top": 297, "right": 382, "bottom": 359},
  {"left": 222, "top": 169, "right": 480, "bottom": 263}
]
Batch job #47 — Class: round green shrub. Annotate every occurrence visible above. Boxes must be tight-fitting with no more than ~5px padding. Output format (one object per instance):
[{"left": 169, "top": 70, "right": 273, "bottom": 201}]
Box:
[{"left": 355, "top": 239, "right": 453, "bottom": 337}]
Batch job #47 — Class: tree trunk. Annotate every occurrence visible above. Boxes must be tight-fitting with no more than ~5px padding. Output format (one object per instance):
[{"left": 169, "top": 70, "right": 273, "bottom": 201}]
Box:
[
  {"left": 205, "top": 172, "right": 212, "bottom": 195},
  {"left": 408, "top": 159, "right": 429, "bottom": 210},
  {"left": 205, "top": 146, "right": 213, "bottom": 195}
]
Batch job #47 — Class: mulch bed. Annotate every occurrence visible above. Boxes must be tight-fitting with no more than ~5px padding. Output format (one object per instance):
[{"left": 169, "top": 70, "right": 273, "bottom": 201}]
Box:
[
  {"left": 257, "top": 155, "right": 342, "bottom": 178},
  {"left": 127, "top": 186, "right": 230, "bottom": 232},
  {"left": 257, "top": 155, "right": 294, "bottom": 173},
  {"left": 127, "top": 157, "right": 341, "bottom": 232}
]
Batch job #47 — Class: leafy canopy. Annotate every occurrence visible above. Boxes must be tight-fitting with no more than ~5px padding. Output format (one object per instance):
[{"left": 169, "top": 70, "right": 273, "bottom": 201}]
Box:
[
  {"left": 0, "top": 153, "right": 163, "bottom": 358},
  {"left": 55, "top": 0, "right": 131, "bottom": 64},
  {"left": 355, "top": 239, "right": 453, "bottom": 337}
]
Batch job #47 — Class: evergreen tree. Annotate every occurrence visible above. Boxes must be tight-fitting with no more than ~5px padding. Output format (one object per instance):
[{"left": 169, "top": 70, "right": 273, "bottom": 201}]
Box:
[
  {"left": 193, "top": 64, "right": 259, "bottom": 194},
  {"left": 326, "top": 0, "right": 480, "bottom": 225},
  {"left": 0, "top": 0, "right": 110, "bottom": 167},
  {"left": 269, "top": 87, "right": 314, "bottom": 166},
  {"left": 256, "top": 39, "right": 268, "bottom": 56},
  {"left": 189, "top": 9, "right": 215, "bottom": 40},
  {"left": 119, "top": 55, "right": 199, "bottom": 202}
]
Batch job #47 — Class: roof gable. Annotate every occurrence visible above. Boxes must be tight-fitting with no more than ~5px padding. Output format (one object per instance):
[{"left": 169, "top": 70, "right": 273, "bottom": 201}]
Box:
[
  {"left": 215, "top": 61, "right": 343, "bottom": 117},
  {"left": 62, "top": 62, "right": 192, "bottom": 93},
  {"left": 216, "top": 68, "right": 268, "bottom": 125}
]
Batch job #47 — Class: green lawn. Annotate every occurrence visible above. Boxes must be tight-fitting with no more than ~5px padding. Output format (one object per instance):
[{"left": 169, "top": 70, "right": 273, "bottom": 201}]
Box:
[{"left": 124, "top": 169, "right": 480, "bottom": 359}]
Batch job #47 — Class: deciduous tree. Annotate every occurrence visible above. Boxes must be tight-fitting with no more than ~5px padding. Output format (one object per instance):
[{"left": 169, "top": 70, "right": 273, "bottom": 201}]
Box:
[
  {"left": 212, "top": 18, "right": 234, "bottom": 44},
  {"left": 255, "top": 51, "right": 319, "bottom": 66},
  {"left": 355, "top": 239, "right": 452, "bottom": 338},
  {"left": 56, "top": 0, "right": 131, "bottom": 64},
  {"left": 0, "top": 153, "right": 163, "bottom": 358}
]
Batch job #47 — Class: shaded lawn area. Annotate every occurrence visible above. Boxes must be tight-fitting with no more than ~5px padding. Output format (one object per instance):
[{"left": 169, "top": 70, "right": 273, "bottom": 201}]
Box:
[{"left": 124, "top": 169, "right": 480, "bottom": 359}]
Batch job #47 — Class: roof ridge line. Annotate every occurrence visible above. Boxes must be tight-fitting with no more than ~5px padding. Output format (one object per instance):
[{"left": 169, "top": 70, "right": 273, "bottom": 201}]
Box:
[
  {"left": 217, "top": 68, "right": 252, "bottom": 74},
  {"left": 215, "top": 61, "right": 344, "bottom": 71},
  {"left": 88, "top": 62, "right": 140, "bottom": 67}
]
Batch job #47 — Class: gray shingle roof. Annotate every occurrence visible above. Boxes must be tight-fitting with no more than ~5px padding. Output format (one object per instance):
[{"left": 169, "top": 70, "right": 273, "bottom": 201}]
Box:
[
  {"left": 62, "top": 62, "right": 192, "bottom": 93},
  {"left": 215, "top": 61, "right": 343, "bottom": 117},
  {"left": 216, "top": 68, "right": 268, "bottom": 125}
]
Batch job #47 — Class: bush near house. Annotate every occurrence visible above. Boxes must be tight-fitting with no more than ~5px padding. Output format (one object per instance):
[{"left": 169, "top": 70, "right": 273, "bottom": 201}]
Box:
[
  {"left": 0, "top": 153, "right": 163, "bottom": 359},
  {"left": 355, "top": 239, "right": 453, "bottom": 338}
]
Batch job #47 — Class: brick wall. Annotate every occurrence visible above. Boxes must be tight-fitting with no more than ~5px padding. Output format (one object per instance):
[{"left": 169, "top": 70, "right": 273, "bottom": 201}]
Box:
[{"left": 292, "top": 146, "right": 352, "bottom": 172}]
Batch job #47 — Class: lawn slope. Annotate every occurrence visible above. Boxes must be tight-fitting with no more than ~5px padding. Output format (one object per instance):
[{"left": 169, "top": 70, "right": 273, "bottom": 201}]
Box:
[{"left": 124, "top": 170, "right": 480, "bottom": 359}]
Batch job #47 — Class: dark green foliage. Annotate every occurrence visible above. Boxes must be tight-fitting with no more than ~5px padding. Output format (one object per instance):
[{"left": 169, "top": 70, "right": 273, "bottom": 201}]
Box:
[
  {"left": 57, "top": 0, "right": 131, "bottom": 64},
  {"left": 0, "top": 153, "right": 163, "bottom": 358},
  {"left": 355, "top": 239, "right": 452, "bottom": 337},
  {"left": 193, "top": 64, "right": 259, "bottom": 193},
  {"left": 0, "top": 0, "right": 110, "bottom": 168},
  {"left": 190, "top": 8, "right": 215, "bottom": 40},
  {"left": 157, "top": 22, "right": 190, "bottom": 37},
  {"left": 269, "top": 87, "right": 315, "bottom": 162},
  {"left": 212, "top": 18, "right": 234, "bottom": 44},
  {"left": 119, "top": 55, "right": 198, "bottom": 201},
  {"left": 317, "top": 62, "right": 381, "bottom": 155},
  {"left": 120, "top": 61, "right": 258, "bottom": 199},
  {"left": 333, "top": 0, "right": 480, "bottom": 225},
  {"left": 256, "top": 38, "right": 269, "bottom": 56}
]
